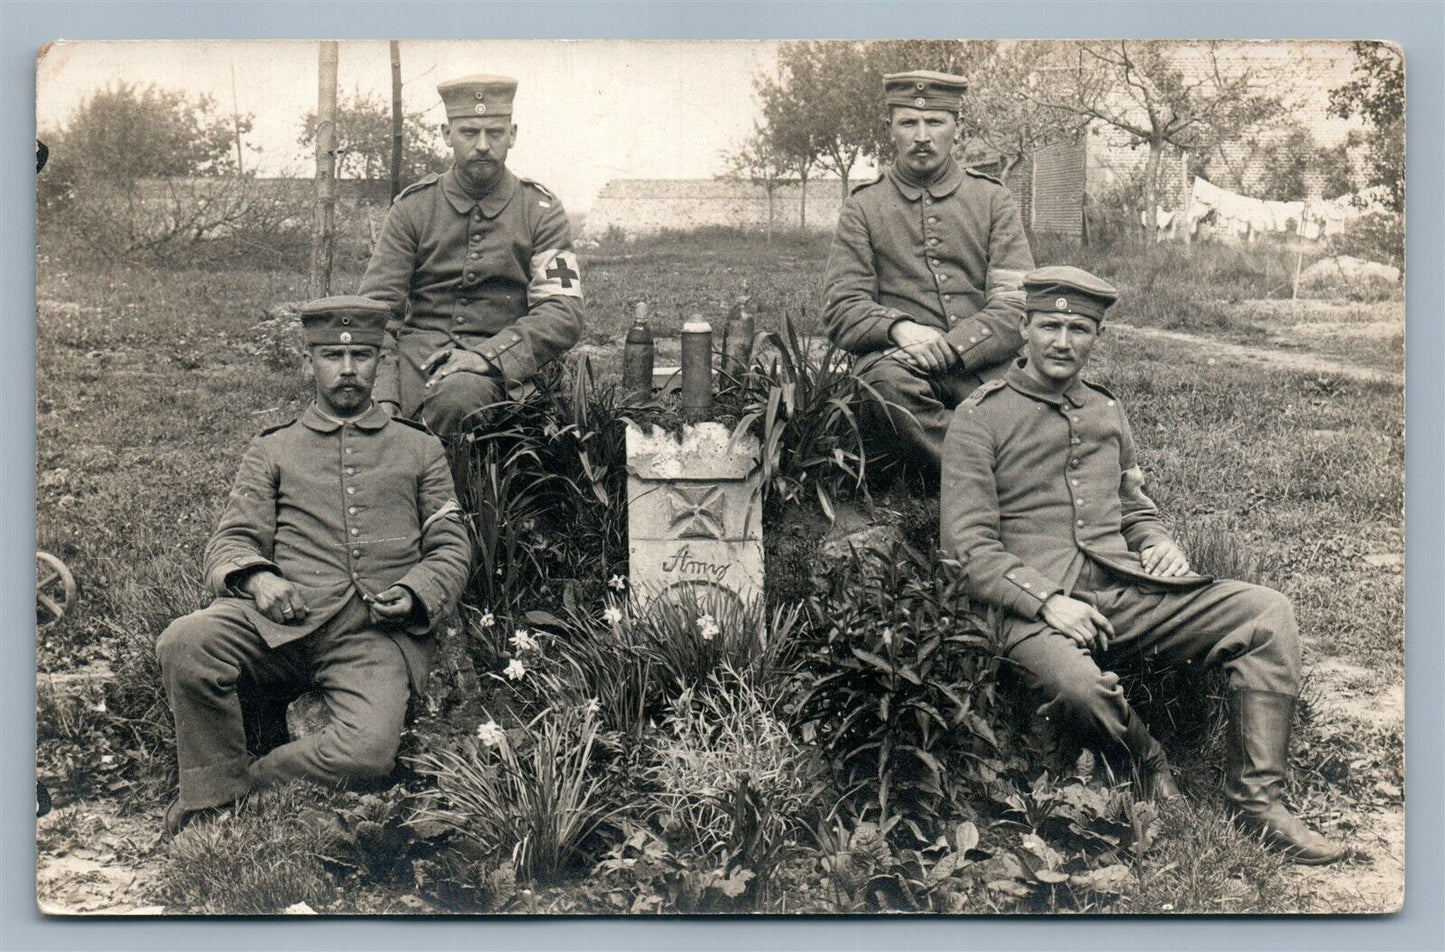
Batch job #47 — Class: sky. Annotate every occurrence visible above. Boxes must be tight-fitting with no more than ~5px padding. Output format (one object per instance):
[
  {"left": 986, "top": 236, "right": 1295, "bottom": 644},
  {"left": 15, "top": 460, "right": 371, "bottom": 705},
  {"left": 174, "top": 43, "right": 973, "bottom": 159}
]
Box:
[{"left": 36, "top": 39, "right": 782, "bottom": 212}]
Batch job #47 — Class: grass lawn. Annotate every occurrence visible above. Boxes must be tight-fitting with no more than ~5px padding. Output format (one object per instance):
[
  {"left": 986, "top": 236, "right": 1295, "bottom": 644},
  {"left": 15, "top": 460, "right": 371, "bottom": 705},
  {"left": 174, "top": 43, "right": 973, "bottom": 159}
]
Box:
[{"left": 34, "top": 226, "right": 1404, "bottom": 914}]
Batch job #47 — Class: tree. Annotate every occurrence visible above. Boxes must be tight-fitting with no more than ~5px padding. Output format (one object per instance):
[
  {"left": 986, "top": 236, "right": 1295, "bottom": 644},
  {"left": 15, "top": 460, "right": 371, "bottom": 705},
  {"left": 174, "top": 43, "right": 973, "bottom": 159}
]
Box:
[
  {"left": 299, "top": 88, "right": 449, "bottom": 184},
  {"left": 42, "top": 81, "right": 248, "bottom": 190},
  {"left": 960, "top": 41, "right": 1088, "bottom": 185},
  {"left": 753, "top": 64, "right": 822, "bottom": 229},
  {"left": 768, "top": 41, "right": 876, "bottom": 198},
  {"left": 1025, "top": 41, "right": 1281, "bottom": 241},
  {"left": 723, "top": 123, "right": 795, "bottom": 241},
  {"left": 1329, "top": 41, "right": 1403, "bottom": 214},
  {"left": 1236, "top": 123, "right": 1355, "bottom": 202}
]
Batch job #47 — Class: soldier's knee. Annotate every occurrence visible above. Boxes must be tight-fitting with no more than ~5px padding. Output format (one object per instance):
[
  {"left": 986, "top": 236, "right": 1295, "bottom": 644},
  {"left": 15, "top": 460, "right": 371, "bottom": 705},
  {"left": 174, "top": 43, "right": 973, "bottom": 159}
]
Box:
[
  {"left": 329, "top": 734, "right": 400, "bottom": 781},
  {"left": 156, "top": 615, "right": 220, "bottom": 681}
]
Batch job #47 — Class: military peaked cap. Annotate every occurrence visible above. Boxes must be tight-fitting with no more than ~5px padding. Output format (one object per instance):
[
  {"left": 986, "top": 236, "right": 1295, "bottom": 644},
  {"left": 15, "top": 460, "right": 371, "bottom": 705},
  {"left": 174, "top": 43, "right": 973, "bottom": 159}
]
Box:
[
  {"left": 1023, "top": 266, "right": 1119, "bottom": 323},
  {"left": 438, "top": 74, "right": 518, "bottom": 120},
  {"left": 299, "top": 295, "right": 390, "bottom": 346},
  {"left": 884, "top": 70, "right": 969, "bottom": 112}
]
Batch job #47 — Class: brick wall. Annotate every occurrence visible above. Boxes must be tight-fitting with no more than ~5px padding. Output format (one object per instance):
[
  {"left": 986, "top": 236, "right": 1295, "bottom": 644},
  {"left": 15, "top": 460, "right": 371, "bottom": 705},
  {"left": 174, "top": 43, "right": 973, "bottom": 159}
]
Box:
[{"left": 1030, "top": 142, "right": 1086, "bottom": 236}]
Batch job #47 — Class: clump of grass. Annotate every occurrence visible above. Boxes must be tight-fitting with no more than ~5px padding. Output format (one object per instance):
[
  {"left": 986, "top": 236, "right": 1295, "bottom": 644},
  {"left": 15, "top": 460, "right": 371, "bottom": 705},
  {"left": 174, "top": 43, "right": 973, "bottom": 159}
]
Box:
[
  {"left": 158, "top": 785, "right": 338, "bottom": 913},
  {"left": 1114, "top": 800, "right": 1288, "bottom": 913},
  {"left": 410, "top": 703, "right": 620, "bottom": 883},
  {"left": 644, "top": 666, "right": 825, "bottom": 889}
]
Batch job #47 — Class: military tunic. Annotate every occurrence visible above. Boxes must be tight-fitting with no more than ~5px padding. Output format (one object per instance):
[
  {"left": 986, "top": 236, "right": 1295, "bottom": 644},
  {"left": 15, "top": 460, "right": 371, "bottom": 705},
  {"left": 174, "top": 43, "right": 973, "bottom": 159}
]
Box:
[
  {"left": 358, "top": 167, "right": 584, "bottom": 434},
  {"left": 941, "top": 360, "right": 1300, "bottom": 749},
  {"left": 823, "top": 158, "right": 1034, "bottom": 469},
  {"left": 157, "top": 403, "right": 472, "bottom": 810}
]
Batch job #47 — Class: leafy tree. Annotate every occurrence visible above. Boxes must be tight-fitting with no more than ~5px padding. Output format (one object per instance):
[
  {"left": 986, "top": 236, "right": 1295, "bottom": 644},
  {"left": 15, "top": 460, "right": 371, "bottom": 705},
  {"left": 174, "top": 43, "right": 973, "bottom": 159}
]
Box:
[
  {"left": 299, "top": 88, "right": 449, "bottom": 183},
  {"left": 960, "top": 41, "right": 1088, "bottom": 185},
  {"left": 768, "top": 41, "right": 876, "bottom": 198},
  {"left": 1239, "top": 124, "right": 1355, "bottom": 202},
  {"left": 752, "top": 64, "right": 823, "bottom": 229},
  {"left": 1025, "top": 41, "right": 1281, "bottom": 241},
  {"left": 723, "top": 123, "right": 795, "bottom": 240},
  {"left": 41, "top": 81, "right": 249, "bottom": 190},
  {"left": 1329, "top": 41, "right": 1403, "bottom": 214}
]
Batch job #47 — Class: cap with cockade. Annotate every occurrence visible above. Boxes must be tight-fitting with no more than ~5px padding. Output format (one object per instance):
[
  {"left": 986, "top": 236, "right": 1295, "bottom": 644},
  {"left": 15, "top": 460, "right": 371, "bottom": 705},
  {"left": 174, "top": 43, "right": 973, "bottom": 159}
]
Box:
[
  {"left": 883, "top": 70, "right": 969, "bottom": 112},
  {"left": 437, "top": 74, "right": 518, "bottom": 120},
  {"left": 299, "top": 296, "right": 390, "bottom": 347},
  {"left": 1022, "top": 266, "right": 1119, "bottom": 323}
]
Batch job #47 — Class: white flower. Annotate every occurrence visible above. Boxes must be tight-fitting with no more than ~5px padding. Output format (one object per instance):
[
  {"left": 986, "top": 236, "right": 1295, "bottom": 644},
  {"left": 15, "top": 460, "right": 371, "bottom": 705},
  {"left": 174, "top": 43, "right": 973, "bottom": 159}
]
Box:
[
  {"left": 504, "top": 658, "right": 527, "bottom": 681},
  {"left": 477, "top": 611, "right": 495, "bottom": 629},
  {"left": 608, "top": 574, "right": 628, "bottom": 592},
  {"left": 476, "top": 720, "right": 505, "bottom": 748},
  {"left": 91, "top": 699, "right": 107, "bottom": 714},
  {"left": 584, "top": 698, "right": 600, "bottom": 716},
  {"left": 602, "top": 604, "right": 624, "bottom": 625},
  {"left": 697, "top": 614, "right": 720, "bottom": 642},
  {"left": 509, "top": 628, "right": 538, "bottom": 652}
]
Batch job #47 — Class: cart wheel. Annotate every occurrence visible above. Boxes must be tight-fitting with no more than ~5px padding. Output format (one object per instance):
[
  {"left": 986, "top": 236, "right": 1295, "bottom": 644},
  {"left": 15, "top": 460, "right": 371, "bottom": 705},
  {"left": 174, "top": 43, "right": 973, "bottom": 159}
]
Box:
[{"left": 36, "top": 551, "right": 76, "bottom": 632}]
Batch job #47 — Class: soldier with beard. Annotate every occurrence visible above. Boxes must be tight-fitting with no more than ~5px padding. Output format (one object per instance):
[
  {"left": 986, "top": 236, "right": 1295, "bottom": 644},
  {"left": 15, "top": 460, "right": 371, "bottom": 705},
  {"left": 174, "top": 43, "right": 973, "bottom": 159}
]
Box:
[
  {"left": 156, "top": 296, "right": 472, "bottom": 834},
  {"left": 359, "top": 75, "right": 584, "bottom": 438}
]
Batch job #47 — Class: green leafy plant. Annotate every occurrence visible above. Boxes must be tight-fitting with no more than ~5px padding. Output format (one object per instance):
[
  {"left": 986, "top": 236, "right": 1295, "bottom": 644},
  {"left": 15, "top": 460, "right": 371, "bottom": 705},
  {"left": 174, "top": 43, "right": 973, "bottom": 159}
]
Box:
[
  {"left": 723, "top": 311, "right": 890, "bottom": 519},
  {"left": 795, "top": 541, "right": 999, "bottom": 834},
  {"left": 643, "top": 667, "right": 826, "bottom": 901},
  {"left": 591, "top": 820, "right": 758, "bottom": 914},
  {"left": 409, "top": 703, "right": 620, "bottom": 883}
]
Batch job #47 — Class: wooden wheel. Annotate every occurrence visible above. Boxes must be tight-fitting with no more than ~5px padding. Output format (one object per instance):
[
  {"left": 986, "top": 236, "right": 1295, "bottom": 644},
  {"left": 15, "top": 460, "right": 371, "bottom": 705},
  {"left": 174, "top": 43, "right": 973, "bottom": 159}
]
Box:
[{"left": 36, "top": 551, "right": 76, "bottom": 632}]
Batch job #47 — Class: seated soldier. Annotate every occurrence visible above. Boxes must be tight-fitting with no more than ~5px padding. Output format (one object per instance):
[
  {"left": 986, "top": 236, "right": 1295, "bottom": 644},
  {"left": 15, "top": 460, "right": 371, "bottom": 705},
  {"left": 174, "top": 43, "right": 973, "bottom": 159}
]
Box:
[
  {"left": 156, "top": 296, "right": 472, "bottom": 833},
  {"left": 358, "top": 74, "right": 584, "bottom": 439},
  {"left": 941, "top": 266, "right": 1345, "bottom": 864}
]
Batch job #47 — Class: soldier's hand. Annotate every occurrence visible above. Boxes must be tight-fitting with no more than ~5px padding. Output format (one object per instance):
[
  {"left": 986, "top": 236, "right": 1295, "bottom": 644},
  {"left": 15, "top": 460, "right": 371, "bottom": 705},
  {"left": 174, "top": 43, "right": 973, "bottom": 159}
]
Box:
[
  {"left": 888, "top": 320, "right": 957, "bottom": 375},
  {"left": 243, "top": 572, "right": 309, "bottom": 625},
  {"left": 367, "top": 585, "right": 415, "bottom": 627},
  {"left": 1041, "top": 593, "right": 1115, "bottom": 653},
  {"left": 423, "top": 348, "right": 495, "bottom": 387},
  {"left": 1141, "top": 541, "right": 1191, "bottom": 578}
]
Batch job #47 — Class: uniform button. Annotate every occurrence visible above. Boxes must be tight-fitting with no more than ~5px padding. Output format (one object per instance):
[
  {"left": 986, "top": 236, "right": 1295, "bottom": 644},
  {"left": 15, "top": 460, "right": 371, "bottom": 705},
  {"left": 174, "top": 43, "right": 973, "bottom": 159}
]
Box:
[
  {"left": 352, "top": 549, "right": 362, "bottom": 558},
  {"left": 943, "top": 294, "right": 952, "bottom": 302},
  {"left": 1022, "top": 582, "right": 1031, "bottom": 589},
  {"left": 927, "top": 238, "right": 938, "bottom": 246},
  {"left": 923, "top": 198, "right": 933, "bottom": 205},
  {"left": 345, "top": 447, "right": 354, "bottom": 455},
  {"left": 1077, "top": 519, "right": 1085, "bottom": 527},
  {"left": 928, "top": 216, "right": 939, "bottom": 224},
  {"left": 1071, "top": 459, "right": 1081, "bottom": 467},
  {"left": 1071, "top": 479, "right": 1079, "bottom": 486},
  {"left": 347, "top": 486, "right": 356, "bottom": 495},
  {"left": 1072, "top": 416, "right": 1080, "bottom": 423},
  {"left": 348, "top": 506, "right": 357, "bottom": 514},
  {"left": 929, "top": 258, "right": 939, "bottom": 266},
  {"left": 968, "top": 335, "right": 978, "bottom": 343},
  {"left": 1071, "top": 437, "right": 1081, "bottom": 445},
  {"left": 350, "top": 527, "right": 360, "bottom": 536},
  {"left": 980, "top": 328, "right": 990, "bottom": 335},
  {"left": 458, "top": 298, "right": 468, "bottom": 306},
  {"left": 1076, "top": 498, "right": 1085, "bottom": 506},
  {"left": 347, "top": 467, "right": 357, "bottom": 475},
  {"left": 937, "top": 274, "right": 948, "bottom": 282}
]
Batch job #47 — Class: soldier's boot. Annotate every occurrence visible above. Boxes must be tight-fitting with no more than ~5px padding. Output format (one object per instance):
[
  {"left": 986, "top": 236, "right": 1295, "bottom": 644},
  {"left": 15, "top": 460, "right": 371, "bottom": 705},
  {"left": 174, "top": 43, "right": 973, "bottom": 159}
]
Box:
[
  {"left": 1121, "top": 710, "right": 1181, "bottom": 802},
  {"left": 1224, "top": 690, "right": 1347, "bottom": 865}
]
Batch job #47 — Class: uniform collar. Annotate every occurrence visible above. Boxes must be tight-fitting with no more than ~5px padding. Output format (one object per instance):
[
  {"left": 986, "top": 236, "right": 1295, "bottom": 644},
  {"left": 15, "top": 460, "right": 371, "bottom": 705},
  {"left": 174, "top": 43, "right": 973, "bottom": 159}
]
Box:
[
  {"left": 300, "top": 402, "right": 391, "bottom": 433},
  {"left": 441, "top": 166, "right": 518, "bottom": 218},
  {"left": 1004, "top": 359, "right": 1090, "bottom": 408},
  {"left": 887, "top": 156, "right": 963, "bottom": 202}
]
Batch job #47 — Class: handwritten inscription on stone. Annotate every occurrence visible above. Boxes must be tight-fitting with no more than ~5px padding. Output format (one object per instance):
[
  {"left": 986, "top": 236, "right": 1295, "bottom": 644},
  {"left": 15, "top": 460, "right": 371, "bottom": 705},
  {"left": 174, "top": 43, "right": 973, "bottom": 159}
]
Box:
[{"left": 658, "top": 543, "right": 730, "bottom": 582}]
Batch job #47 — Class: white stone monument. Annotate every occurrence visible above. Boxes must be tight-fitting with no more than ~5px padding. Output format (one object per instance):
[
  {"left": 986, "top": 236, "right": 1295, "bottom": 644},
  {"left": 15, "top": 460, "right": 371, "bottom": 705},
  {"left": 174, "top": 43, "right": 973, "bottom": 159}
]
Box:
[{"left": 625, "top": 421, "right": 764, "bottom": 609}]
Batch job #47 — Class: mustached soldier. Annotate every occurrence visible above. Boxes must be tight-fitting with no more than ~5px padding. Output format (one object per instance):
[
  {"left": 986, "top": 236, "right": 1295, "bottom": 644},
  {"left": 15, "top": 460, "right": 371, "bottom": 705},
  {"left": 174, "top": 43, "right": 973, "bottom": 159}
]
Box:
[
  {"left": 941, "top": 266, "right": 1345, "bottom": 864},
  {"left": 359, "top": 74, "right": 584, "bottom": 438},
  {"left": 156, "top": 297, "right": 472, "bottom": 833},
  {"left": 824, "top": 70, "right": 1034, "bottom": 473}
]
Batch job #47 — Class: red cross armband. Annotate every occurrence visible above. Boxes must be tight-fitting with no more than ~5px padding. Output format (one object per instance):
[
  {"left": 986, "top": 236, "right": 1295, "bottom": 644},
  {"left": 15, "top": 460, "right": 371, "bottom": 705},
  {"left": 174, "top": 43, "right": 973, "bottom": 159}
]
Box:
[{"left": 528, "top": 248, "right": 583, "bottom": 304}]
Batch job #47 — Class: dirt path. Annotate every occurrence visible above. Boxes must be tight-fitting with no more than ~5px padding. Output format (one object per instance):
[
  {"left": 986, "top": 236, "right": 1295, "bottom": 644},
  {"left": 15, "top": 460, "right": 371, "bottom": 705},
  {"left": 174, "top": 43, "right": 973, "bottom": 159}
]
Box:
[{"left": 1108, "top": 322, "right": 1403, "bottom": 386}]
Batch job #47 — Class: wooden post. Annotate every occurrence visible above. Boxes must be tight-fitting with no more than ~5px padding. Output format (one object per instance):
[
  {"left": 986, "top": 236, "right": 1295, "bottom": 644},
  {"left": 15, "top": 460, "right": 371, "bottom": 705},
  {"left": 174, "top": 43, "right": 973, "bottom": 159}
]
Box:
[
  {"left": 389, "top": 40, "right": 403, "bottom": 202},
  {"left": 310, "top": 41, "right": 339, "bottom": 298},
  {"left": 1179, "top": 150, "right": 1193, "bottom": 246}
]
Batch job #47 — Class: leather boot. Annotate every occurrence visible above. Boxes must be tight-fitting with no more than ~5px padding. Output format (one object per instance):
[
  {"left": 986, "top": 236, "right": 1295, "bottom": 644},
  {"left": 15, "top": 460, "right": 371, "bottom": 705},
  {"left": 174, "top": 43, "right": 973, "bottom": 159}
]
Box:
[
  {"left": 1225, "top": 690, "right": 1346, "bottom": 865},
  {"left": 1122, "top": 710, "right": 1182, "bottom": 802}
]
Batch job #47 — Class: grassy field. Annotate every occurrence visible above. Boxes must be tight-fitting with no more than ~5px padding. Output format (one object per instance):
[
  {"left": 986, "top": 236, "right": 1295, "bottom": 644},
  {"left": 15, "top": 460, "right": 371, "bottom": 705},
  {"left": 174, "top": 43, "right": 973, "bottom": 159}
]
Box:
[{"left": 34, "top": 225, "right": 1404, "bottom": 914}]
